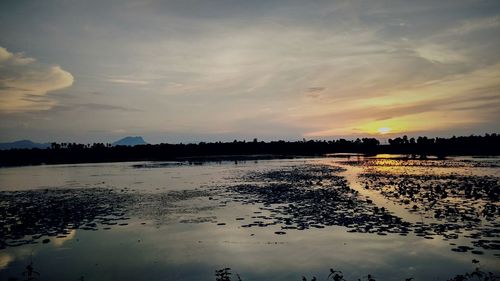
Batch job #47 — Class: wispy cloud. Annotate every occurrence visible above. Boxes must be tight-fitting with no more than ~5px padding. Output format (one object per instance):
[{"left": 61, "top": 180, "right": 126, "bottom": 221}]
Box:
[
  {"left": 52, "top": 103, "right": 141, "bottom": 112},
  {"left": 414, "top": 44, "right": 467, "bottom": 64},
  {"left": 105, "top": 78, "right": 150, "bottom": 85},
  {"left": 450, "top": 15, "right": 500, "bottom": 35}
]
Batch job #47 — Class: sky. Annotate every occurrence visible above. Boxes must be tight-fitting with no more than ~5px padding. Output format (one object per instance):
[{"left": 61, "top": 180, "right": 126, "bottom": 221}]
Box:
[{"left": 0, "top": 0, "right": 499, "bottom": 143}]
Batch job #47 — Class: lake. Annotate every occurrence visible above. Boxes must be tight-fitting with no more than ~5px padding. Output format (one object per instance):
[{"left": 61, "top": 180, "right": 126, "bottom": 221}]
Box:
[{"left": 0, "top": 155, "right": 499, "bottom": 281}]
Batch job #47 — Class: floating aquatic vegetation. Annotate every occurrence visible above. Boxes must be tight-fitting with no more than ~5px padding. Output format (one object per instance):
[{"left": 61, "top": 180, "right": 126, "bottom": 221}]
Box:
[
  {"left": 341, "top": 158, "right": 500, "bottom": 168},
  {"left": 0, "top": 187, "right": 216, "bottom": 249},
  {"left": 0, "top": 188, "right": 132, "bottom": 249},
  {"left": 359, "top": 172, "right": 500, "bottom": 251},
  {"left": 131, "top": 162, "right": 185, "bottom": 168},
  {"left": 218, "top": 163, "right": 500, "bottom": 257},
  {"left": 225, "top": 164, "right": 410, "bottom": 233},
  {"left": 244, "top": 164, "right": 346, "bottom": 183}
]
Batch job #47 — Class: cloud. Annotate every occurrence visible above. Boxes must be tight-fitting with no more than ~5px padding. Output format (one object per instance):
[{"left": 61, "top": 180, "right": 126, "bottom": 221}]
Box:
[
  {"left": 450, "top": 15, "right": 500, "bottom": 35},
  {"left": 105, "top": 78, "right": 149, "bottom": 85},
  {"left": 0, "top": 46, "right": 74, "bottom": 113},
  {"left": 304, "top": 87, "right": 325, "bottom": 99},
  {"left": 0, "top": 47, "right": 36, "bottom": 65},
  {"left": 1, "top": 1, "right": 499, "bottom": 141},
  {"left": 414, "top": 44, "right": 467, "bottom": 64},
  {"left": 53, "top": 102, "right": 141, "bottom": 112},
  {"left": 300, "top": 62, "right": 500, "bottom": 137}
]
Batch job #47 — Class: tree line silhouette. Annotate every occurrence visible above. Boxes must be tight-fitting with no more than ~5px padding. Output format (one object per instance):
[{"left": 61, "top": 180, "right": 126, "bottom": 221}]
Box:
[{"left": 0, "top": 134, "right": 498, "bottom": 167}]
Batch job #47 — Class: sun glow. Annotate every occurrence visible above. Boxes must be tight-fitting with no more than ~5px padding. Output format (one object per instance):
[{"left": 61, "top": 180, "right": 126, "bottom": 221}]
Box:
[{"left": 377, "top": 127, "right": 392, "bottom": 134}]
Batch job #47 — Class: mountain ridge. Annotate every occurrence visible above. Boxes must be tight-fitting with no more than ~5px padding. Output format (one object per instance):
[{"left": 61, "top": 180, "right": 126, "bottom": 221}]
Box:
[
  {"left": 112, "top": 136, "right": 148, "bottom": 146},
  {"left": 0, "top": 140, "right": 51, "bottom": 150}
]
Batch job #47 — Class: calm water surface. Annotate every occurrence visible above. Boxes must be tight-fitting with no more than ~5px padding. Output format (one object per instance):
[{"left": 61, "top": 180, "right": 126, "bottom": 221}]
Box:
[{"left": 0, "top": 156, "right": 499, "bottom": 280}]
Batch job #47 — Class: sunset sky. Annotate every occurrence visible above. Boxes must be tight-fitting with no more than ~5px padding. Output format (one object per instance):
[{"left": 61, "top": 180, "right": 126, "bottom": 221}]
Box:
[{"left": 1, "top": 0, "right": 499, "bottom": 143}]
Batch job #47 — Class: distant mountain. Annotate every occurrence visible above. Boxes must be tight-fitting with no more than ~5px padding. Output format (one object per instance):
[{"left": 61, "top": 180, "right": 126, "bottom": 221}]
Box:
[
  {"left": 0, "top": 140, "right": 50, "bottom": 150},
  {"left": 112, "top": 136, "right": 147, "bottom": 146}
]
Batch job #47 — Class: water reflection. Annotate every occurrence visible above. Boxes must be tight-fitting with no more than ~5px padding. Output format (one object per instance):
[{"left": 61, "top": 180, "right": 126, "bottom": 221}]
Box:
[
  {"left": 0, "top": 157, "right": 498, "bottom": 280},
  {"left": 0, "top": 253, "right": 13, "bottom": 270},
  {"left": 52, "top": 230, "right": 76, "bottom": 247}
]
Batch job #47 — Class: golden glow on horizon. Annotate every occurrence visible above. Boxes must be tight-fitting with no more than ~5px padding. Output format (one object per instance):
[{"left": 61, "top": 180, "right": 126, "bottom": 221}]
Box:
[
  {"left": 353, "top": 112, "right": 453, "bottom": 137},
  {"left": 357, "top": 119, "right": 407, "bottom": 136},
  {"left": 377, "top": 127, "right": 392, "bottom": 134}
]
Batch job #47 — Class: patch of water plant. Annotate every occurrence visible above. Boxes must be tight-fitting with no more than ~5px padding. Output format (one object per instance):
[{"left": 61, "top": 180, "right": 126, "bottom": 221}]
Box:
[
  {"left": 359, "top": 172, "right": 500, "bottom": 253},
  {"left": 0, "top": 187, "right": 217, "bottom": 249}
]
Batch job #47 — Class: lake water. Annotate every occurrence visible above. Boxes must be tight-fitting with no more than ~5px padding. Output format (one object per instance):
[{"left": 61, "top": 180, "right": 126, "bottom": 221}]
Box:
[{"left": 0, "top": 155, "right": 499, "bottom": 281}]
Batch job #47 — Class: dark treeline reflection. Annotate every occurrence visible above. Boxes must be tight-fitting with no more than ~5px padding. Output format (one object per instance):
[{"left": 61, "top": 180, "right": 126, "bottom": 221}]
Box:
[{"left": 0, "top": 134, "right": 498, "bottom": 166}]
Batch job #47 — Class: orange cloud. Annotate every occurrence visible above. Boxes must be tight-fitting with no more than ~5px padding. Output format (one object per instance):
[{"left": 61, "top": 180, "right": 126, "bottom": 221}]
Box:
[{"left": 0, "top": 47, "right": 74, "bottom": 113}]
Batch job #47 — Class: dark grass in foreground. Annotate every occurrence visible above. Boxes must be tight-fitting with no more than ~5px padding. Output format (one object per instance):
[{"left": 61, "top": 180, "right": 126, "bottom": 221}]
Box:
[
  {"left": 5, "top": 261, "right": 498, "bottom": 281},
  {"left": 214, "top": 262, "right": 498, "bottom": 281}
]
